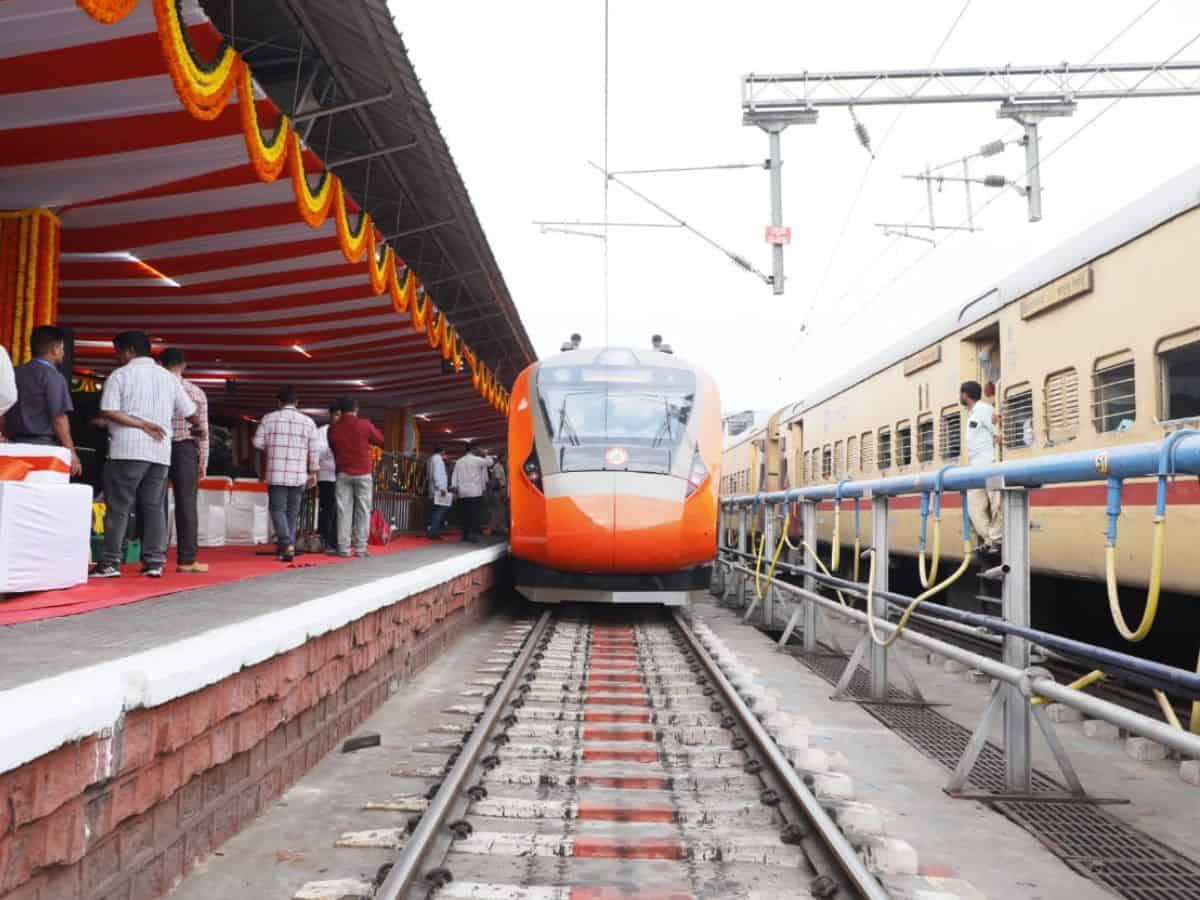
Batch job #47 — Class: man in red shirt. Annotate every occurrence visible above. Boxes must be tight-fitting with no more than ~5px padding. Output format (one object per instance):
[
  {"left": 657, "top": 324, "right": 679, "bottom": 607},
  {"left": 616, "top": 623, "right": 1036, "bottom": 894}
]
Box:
[{"left": 327, "top": 396, "right": 384, "bottom": 557}]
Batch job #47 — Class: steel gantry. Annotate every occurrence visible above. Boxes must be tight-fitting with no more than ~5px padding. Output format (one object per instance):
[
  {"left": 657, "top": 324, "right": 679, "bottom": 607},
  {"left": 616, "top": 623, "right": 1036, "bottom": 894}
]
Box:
[{"left": 742, "top": 60, "right": 1200, "bottom": 290}]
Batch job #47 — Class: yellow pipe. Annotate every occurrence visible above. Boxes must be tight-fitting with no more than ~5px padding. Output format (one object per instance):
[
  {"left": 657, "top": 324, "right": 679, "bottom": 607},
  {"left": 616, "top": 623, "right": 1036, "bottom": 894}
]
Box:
[
  {"left": 754, "top": 514, "right": 789, "bottom": 601},
  {"left": 1192, "top": 649, "right": 1200, "bottom": 736},
  {"left": 780, "top": 522, "right": 851, "bottom": 606},
  {"left": 829, "top": 502, "right": 841, "bottom": 574},
  {"left": 917, "top": 516, "right": 941, "bottom": 589},
  {"left": 1155, "top": 689, "right": 1184, "bottom": 731},
  {"left": 1104, "top": 517, "right": 1165, "bottom": 643},
  {"left": 1032, "top": 669, "right": 1106, "bottom": 706},
  {"left": 864, "top": 540, "right": 974, "bottom": 648}
]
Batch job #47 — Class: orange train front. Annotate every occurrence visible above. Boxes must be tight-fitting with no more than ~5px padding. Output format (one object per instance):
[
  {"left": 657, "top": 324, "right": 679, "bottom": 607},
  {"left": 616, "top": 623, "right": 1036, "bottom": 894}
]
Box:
[{"left": 508, "top": 346, "right": 722, "bottom": 605}]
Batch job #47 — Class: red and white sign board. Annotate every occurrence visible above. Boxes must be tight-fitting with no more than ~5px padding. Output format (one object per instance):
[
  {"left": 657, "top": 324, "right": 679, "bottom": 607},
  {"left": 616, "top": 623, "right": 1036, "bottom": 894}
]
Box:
[{"left": 765, "top": 225, "right": 792, "bottom": 245}]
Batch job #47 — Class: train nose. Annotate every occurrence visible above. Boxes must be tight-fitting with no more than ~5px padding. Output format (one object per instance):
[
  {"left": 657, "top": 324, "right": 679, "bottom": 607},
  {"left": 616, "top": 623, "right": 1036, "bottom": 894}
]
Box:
[{"left": 542, "top": 472, "right": 689, "bottom": 573}]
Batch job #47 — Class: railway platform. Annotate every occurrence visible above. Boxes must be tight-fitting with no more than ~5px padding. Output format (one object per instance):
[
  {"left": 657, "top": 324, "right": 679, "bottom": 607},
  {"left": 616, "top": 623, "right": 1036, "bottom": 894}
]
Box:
[{"left": 0, "top": 539, "right": 507, "bottom": 900}]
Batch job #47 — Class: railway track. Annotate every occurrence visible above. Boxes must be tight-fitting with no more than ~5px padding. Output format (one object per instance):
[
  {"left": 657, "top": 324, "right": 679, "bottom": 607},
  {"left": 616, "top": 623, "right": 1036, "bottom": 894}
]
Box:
[{"left": 365, "top": 607, "right": 889, "bottom": 900}]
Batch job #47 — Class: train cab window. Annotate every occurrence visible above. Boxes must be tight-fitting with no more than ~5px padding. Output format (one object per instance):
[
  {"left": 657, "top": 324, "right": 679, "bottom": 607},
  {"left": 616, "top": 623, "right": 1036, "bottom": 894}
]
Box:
[
  {"left": 916, "top": 414, "right": 934, "bottom": 463},
  {"left": 834, "top": 440, "right": 844, "bottom": 477},
  {"left": 1043, "top": 367, "right": 1080, "bottom": 444},
  {"left": 877, "top": 427, "right": 891, "bottom": 470},
  {"left": 1159, "top": 333, "right": 1200, "bottom": 422},
  {"left": 940, "top": 405, "right": 961, "bottom": 460},
  {"left": 1002, "top": 383, "right": 1035, "bottom": 448},
  {"left": 821, "top": 445, "right": 832, "bottom": 480},
  {"left": 1092, "top": 354, "right": 1135, "bottom": 432},
  {"left": 860, "top": 431, "right": 874, "bottom": 470},
  {"left": 536, "top": 362, "right": 696, "bottom": 474},
  {"left": 846, "top": 436, "right": 858, "bottom": 475},
  {"left": 896, "top": 420, "right": 912, "bottom": 467}
]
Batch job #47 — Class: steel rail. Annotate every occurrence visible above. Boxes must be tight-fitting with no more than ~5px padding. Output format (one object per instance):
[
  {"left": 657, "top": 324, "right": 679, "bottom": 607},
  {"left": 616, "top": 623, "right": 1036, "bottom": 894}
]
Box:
[
  {"left": 376, "top": 610, "right": 553, "bottom": 899},
  {"left": 722, "top": 560, "right": 1200, "bottom": 759},
  {"left": 671, "top": 610, "right": 890, "bottom": 900}
]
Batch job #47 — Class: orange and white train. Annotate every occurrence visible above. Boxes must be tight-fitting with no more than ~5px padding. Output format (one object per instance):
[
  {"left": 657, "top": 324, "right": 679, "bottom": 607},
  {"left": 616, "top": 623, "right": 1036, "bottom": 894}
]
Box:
[{"left": 508, "top": 346, "right": 722, "bottom": 605}]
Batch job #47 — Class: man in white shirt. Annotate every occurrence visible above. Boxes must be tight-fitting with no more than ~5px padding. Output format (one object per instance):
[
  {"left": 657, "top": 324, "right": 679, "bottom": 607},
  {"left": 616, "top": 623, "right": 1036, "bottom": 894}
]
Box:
[
  {"left": 449, "top": 443, "right": 495, "bottom": 543},
  {"left": 0, "top": 346, "right": 17, "bottom": 414},
  {"left": 426, "top": 445, "right": 449, "bottom": 540},
  {"left": 961, "top": 380, "right": 1002, "bottom": 555},
  {"left": 316, "top": 401, "right": 341, "bottom": 551},
  {"left": 92, "top": 332, "right": 203, "bottom": 579}
]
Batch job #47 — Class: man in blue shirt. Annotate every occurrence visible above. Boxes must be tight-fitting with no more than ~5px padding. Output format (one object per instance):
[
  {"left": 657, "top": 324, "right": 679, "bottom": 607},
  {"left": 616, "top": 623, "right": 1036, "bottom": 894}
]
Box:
[{"left": 2, "top": 325, "right": 81, "bottom": 476}]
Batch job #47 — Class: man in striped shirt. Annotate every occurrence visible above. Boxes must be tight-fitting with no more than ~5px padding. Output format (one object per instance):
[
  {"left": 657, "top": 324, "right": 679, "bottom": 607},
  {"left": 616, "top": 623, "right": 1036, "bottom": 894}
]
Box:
[
  {"left": 92, "top": 332, "right": 205, "bottom": 579},
  {"left": 253, "top": 385, "right": 320, "bottom": 562},
  {"left": 162, "top": 348, "right": 209, "bottom": 573}
]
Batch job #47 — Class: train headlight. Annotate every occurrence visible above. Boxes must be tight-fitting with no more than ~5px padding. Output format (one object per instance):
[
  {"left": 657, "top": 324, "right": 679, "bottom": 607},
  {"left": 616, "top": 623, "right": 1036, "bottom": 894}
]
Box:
[
  {"left": 523, "top": 447, "right": 544, "bottom": 492},
  {"left": 686, "top": 447, "right": 709, "bottom": 497}
]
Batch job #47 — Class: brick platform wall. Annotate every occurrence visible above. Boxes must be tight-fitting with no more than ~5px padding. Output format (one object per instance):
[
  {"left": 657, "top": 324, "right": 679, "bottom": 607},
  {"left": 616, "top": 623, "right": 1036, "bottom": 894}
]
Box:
[{"left": 0, "top": 562, "right": 500, "bottom": 900}]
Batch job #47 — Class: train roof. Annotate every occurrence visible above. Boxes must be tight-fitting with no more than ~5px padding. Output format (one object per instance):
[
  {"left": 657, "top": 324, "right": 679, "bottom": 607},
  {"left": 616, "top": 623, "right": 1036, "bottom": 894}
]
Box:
[
  {"left": 784, "top": 163, "right": 1200, "bottom": 422},
  {"left": 539, "top": 347, "right": 699, "bottom": 371}
]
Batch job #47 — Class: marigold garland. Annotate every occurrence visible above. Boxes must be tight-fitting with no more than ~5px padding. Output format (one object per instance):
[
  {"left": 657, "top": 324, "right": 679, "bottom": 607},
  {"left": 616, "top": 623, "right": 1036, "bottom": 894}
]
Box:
[
  {"left": 332, "top": 181, "right": 373, "bottom": 264},
  {"left": 390, "top": 266, "right": 416, "bottom": 314},
  {"left": 288, "top": 133, "right": 334, "bottom": 227},
  {"left": 78, "top": 0, "right": 512, "bottom": 413},
  {"left": 153, "top": 0, "right": 242, "bottom": 122},
  {"left": 76, "top": 0, "right": 140, "bottom": 24},
  {"left": 0, "top": 210, "right": 61, "bottom": 364},
  {"left": 238, "top": 66, "right": 291, "bottom": 182}
]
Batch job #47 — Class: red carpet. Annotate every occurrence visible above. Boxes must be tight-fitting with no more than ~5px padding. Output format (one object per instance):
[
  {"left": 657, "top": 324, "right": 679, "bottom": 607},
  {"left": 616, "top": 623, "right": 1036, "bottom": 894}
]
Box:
[{"left": 0, "top": 534, "right": 455, "bottom": 627}]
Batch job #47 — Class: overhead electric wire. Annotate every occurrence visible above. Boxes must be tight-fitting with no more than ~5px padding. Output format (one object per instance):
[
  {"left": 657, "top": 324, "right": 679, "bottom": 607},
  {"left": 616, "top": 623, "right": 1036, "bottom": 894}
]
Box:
[
  {"left": 772, "top": 0, "right": 1182, "bottom": 391},
  {"left": 823, "top": 21, "right": 1200, "bottom": 337},
  {"left": 602, "top": 0, "right": 610, "bottom": 346},
  {"left": 761, "top": 0, "right": 975, "bottom": 396}
]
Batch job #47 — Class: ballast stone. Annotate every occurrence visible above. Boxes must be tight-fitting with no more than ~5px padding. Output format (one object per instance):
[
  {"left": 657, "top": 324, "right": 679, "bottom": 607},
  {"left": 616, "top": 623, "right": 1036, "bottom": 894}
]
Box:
[
  {"left": 1082, "top": 719, "right": 1120, "bottom": 741},
  {"left": 1125, "top": 736, "right": 1168, "bottom": 762},
  {"left": 1180, "top": 759, "right": 1200, "bottom": 786},
  {"left": 294, "top": 880, "right": 374, "bottom": 900}
]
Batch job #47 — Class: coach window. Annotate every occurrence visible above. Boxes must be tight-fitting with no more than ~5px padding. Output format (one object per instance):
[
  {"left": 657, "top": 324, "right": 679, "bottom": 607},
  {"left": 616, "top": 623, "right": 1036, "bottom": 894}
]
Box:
[
  {"left": 1158, "top": 330, "right": 1200, "bottom": 422},
  {"left": 896, "top": 419, "right": 913, "bottom": 467},
  {"left": 1044, "top": 367, "right": 1080, "bottom": 444},
  {"left": 916, "top": 413, "right": 934, "bottom": 463},
  {"left": 834, "top": 440, "right": 844, "bottom": 477},
  {"left": 1092, "top": 352, "right": 1135, "bottom": 432},
  {"left": 940, "top": 405, "right": 961, "bottom": 460},
  {"left": 846, "top": 435, "right": 858, "bottom": 476},
  {"left": 821, "top": 445, "right": 833, "bottom": 480},
  {"left": 877, "top": 427, "right": 892, "bottom": 470},
  {"left": 860, "top": 431, "right": 874, "bottom": 471},
  {"left": 1003, "top": 383, "right": 1035, "bottom": 448}
]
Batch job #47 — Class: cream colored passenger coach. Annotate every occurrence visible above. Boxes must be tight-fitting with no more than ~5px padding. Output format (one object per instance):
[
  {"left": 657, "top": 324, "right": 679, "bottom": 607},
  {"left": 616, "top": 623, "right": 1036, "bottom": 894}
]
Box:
[{"left": 725, "top": 166, "right": 1200, "bottom": 592}]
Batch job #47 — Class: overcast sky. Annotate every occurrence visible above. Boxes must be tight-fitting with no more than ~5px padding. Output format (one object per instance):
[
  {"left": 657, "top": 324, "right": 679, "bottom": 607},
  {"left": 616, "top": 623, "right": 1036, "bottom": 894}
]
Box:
[{"left": 391, "top": 0, "right": 1200, "bottom": 414}]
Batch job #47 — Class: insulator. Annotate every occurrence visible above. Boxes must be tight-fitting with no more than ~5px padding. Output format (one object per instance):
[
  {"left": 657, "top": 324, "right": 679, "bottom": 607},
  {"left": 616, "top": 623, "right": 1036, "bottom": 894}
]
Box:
[
  {"left": 982, "top": 174, "right": 1007, "bottom": 189},
  {"left": 980, "top": 139, "right": 1006, "bottom": 157},
  {"left": 854, "top": 121, "right": 872, "bottom": 151}
]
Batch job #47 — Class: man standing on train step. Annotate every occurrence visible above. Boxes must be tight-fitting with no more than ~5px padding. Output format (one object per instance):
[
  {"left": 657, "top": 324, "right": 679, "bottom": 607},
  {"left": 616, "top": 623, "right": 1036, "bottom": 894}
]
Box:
[{"left": 960, "top": 380, "right": 1002, "bottom": 558}]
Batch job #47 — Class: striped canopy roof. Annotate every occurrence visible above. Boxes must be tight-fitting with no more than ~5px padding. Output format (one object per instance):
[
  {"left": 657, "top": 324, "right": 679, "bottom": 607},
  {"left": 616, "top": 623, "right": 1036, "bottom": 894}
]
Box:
[{"left": 0, "top": 0, "right": 531, "bottom": 446}]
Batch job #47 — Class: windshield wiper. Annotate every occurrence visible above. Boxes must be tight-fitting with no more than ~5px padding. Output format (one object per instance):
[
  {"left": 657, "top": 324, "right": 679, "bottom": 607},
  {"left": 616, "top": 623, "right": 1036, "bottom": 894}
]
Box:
[{"left": 557, "top": 404, "right": 581, "bottom": 446}]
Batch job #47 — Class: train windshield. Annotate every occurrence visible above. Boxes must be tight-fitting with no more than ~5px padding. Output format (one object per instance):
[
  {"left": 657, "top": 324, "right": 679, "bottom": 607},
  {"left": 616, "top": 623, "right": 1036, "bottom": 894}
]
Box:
[{"left": 537, "top": 364, "right": 696, "bottom": 473}]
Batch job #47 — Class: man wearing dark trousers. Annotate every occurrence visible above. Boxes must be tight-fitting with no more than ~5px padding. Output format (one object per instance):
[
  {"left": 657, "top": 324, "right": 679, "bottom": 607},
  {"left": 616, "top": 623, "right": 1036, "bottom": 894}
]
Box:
[
  {"left": 3, "top": 325, "right": 82, "bottom": 475},
  {"left": 91, "top": 331, "right": 202, "bottom": 579},
  {"left": 449, "top": 443, "right": 495, "bottom": 543},
  {"left": 162, "top": 348, "right": 210, "bottom": 573}
]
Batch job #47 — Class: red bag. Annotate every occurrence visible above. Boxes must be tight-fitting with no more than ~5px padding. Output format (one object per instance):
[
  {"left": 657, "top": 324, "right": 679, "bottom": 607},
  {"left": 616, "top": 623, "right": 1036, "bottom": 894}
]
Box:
[{"left": 369, "top": 508, "right": 393, "bottom": 546}]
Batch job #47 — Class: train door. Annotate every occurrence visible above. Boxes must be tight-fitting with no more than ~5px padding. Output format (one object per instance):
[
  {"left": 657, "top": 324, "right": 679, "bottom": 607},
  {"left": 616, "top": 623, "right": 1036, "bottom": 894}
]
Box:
[{"left": 963, "top": 322, "right": 1003, "bottom": 458}]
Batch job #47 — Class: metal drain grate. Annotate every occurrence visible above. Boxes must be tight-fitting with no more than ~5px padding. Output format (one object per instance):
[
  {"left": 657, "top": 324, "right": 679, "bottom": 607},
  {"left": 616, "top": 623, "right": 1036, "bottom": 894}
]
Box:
[
  {"left": 790, "top": 644, "right": 1200, "bottom": 899},
  {"left": 993, "top": 800, "right": 1200, "bottom": 900},
  {"left": 797, "top": 651, "right": 1060, "bottom": 793}
]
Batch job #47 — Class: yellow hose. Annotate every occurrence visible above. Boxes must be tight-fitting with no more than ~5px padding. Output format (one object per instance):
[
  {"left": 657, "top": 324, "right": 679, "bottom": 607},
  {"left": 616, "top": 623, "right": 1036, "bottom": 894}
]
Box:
[
  {"left": 852, "top": 537, "right": 861, "bottom": 584},
  {"left": 1104, "top": 517, "right": 1165, "bottom": 643},
  {"left": 781, "top": 520, "right": 851, "bottom": 606},
  {"left": 1155, "top": 689, "right": 1184, "bottom": 731},
  {"left": 1191, "top": 648, "right": 1200, "bottom": 735},
  {"left": 864, "top": 539, "right": 974, "bottom": 648},
  {"left": 1032, "top": 669, "right": 1105, "bottom": 706},
  {"left": 830, "top": 502, "right": 841, "bottom": 574},
  {"left": 754, "top": 517, "right": 788, "bottom": 601},
  {"left": 917, "top": 516, "right": 941, "bottom": 589}
]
